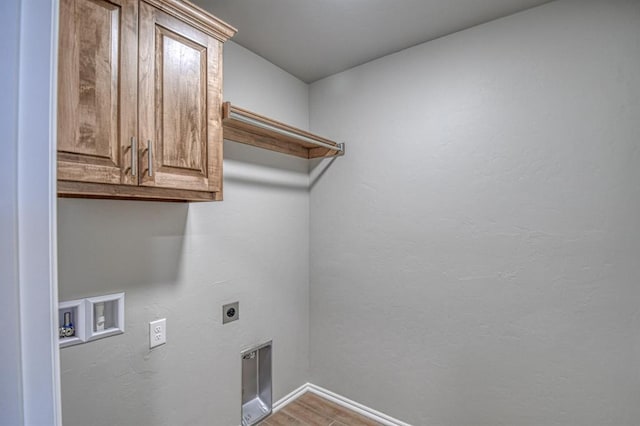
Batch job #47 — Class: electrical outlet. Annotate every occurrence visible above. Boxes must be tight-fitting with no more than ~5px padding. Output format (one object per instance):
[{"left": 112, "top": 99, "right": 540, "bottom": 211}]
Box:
[
  {"left": 222, "top": 302, "right": 239, "bottom": 324},
  {"left": 149, "top": 318, "right": 166, "bottom": 349}
]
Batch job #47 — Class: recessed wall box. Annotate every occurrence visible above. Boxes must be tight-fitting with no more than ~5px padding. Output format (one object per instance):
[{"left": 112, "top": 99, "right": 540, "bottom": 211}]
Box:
[
  {"left": 223, "top": 301, "right": 239, "bottom": 324},
  {"left": 85, "top": 292, "right": 125, "bottom": 341},
  {"left": 58, "top": 298, "right": 86, "bottom": 348},
  {"left": 241, "top": 341, "right": 272, "bottom": 426}
]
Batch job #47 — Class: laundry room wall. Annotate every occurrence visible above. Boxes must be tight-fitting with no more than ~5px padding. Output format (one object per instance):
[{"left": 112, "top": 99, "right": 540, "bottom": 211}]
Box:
[
  {"left": 309, "top": 0, "right": 640, "bottom": 424},
  {"left": 58, "top": 41, "right": 311, "bottom": 426}
]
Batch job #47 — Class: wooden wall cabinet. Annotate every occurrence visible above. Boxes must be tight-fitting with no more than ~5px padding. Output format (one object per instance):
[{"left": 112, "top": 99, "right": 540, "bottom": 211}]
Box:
[{"left": 57, "top": 0, "right": 235, "bottom": 201}]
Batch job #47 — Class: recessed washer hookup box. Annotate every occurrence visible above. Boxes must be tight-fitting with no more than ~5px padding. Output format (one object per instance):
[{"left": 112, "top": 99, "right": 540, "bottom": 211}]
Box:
[{"left": 241, "top": 341, "right": 272, "bottom": 426}]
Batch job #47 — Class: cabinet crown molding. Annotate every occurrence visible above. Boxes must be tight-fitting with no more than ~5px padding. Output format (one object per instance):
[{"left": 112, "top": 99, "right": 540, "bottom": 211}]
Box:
[{"left": 142, "top": 0, "right": 237, "bottom": 42}]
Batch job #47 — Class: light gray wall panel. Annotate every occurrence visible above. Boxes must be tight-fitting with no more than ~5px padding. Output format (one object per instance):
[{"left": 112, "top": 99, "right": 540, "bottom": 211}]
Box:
[
  {"left": 309, "top": 1, "right": 640, "bottom": 424},
  {"left": 58, "top": 41, "right": 310, "bottom": 426}
]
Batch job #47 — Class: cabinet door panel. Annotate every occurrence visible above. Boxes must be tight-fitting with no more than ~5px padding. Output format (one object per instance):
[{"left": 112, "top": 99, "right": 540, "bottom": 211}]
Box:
[
  {"left": 158, "top": 27, "right": 207, "bottom": 172},
  {"left": 139, "top": 2, "right": 222, "bottom": 192},
  {"left": 57, "top": 0, "right": 137, "bottom": 185}
]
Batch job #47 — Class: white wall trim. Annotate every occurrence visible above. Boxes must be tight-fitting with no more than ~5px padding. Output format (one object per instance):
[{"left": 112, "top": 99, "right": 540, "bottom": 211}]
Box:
[
  {"left": 16, "top": 0, "right": 61, "bottom": 424},
  {"left": 273, "top": 383, "right": 412, "bottom": 426},
  {"left": 272, "top": 383, "right": 309, "bottom": 413}
]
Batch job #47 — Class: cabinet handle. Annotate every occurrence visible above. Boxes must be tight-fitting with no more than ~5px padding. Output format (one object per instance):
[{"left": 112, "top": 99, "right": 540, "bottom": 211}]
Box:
[
  {"left": 147, "top": 140, "right": 153, "bottom": 177},
  {"left": 130, "top": 137, "right": 137, "bottom": 176}
]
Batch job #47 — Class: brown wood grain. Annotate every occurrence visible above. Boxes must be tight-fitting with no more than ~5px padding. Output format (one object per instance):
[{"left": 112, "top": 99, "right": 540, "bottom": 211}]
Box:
[
  {"left": 258, "top": 393, "right": 383, "bottom": 426},
  {"left": 58, "top": 180, "right": 216, "bottom": 201},
  {"left": 142, "top": 0, "right": 236, "bottom": 42},
  {"left": 222, "top": 102, "right": 343, "bottom": 159},
  {"left": 223, "top": 127, "right": 310, "bottom": 159},
  {"left": 263, "top": 411, "right": 306, "bottom": 426},
  {"left": 57, "top": 0, "right": 138, "bottom": 185},
  {"left": 139, "top": 2, "right": 219, "bottom": 192},
  {"left": 158, "top": 27, "right": 206, "bottom": 171},
  {"left": 206, "top": 35, "right": 224, "bottom": 193},
  {"left": 299, "top": 393, "right": 382, "bottom": 426},
  {"left": 57, "top": 0, "right": 233, "bottom": 202},
  {"left": 280, "top": 401, "right": 334, "bottom": 426}
]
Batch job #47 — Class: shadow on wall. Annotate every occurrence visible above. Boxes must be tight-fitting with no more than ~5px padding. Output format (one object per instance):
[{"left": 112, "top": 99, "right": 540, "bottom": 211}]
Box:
[
  {"left": 310, "top": 156, "right": 338, "bottom": 190},
  {"left": 57, "top": 198, "right": 188, "bottom": 298},
  {"left": 223, "top": 140, "right": 337, "bottom": 192},
  {"left": 57, "top": 142, "right": 340, "bottom": 298}
]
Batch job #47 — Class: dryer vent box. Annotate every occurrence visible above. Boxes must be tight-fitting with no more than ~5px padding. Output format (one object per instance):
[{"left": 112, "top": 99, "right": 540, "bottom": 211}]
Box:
[{"left": 241, "top": 341, "right": 272, "bottom": 426}]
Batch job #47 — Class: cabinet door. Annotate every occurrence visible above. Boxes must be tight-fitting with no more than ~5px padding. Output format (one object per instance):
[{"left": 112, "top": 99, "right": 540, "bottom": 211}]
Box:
[
  {"left": 57, "top": 0, "right": 138, "bottom": 185},
  {"left": 138, "top": 1, "right": 223, "bottom": 193}
]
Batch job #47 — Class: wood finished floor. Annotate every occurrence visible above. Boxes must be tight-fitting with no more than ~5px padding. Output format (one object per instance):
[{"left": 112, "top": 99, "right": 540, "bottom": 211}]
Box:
[{"left": 258, "top": 392, "right": 383, "bottom": 426}]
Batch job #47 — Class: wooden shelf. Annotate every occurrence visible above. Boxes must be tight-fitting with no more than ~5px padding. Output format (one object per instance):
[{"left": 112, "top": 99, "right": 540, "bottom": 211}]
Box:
[{"left": 222, "top": 102, "right": 344, "bottom": 159}]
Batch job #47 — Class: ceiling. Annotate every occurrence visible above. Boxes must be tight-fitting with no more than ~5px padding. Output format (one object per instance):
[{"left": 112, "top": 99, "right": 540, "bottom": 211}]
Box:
[{"left": 193, "top": 0, "right": 552, "bottom": 83}]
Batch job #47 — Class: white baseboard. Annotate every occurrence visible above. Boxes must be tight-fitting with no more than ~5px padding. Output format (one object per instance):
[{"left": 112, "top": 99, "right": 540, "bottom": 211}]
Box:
[
  {"left": 272, "top": 382, "right": 411, "bottom": 426},
  {"left": 272, "top": 382, "right": 309, "bottom": 413}
]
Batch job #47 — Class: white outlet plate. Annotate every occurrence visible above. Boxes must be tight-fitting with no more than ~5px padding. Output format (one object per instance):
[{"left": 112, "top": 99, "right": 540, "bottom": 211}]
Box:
[{"left": 149, "top": 318, "right": 166, "bottom": 349}]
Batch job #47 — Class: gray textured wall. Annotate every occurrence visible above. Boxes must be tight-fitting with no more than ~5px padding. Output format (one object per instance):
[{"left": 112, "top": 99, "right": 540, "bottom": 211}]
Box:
[
  {"left": 58, "top": 1, "right": 640, "bottom": 424},
  {"left": 309, "top": 0, "right": 640, "bottom": 425},
  {"left": 58, "top": 42, "right": 310, "bottom": 426}
]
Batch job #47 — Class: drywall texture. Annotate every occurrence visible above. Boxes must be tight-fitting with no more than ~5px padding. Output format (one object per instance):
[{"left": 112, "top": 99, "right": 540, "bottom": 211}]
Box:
[
  {"left": 309, "top": 1, "right": 640, "bottom": 425},
  {"left": 58, "top": 41, "right": 310, "bottom": 426}
]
